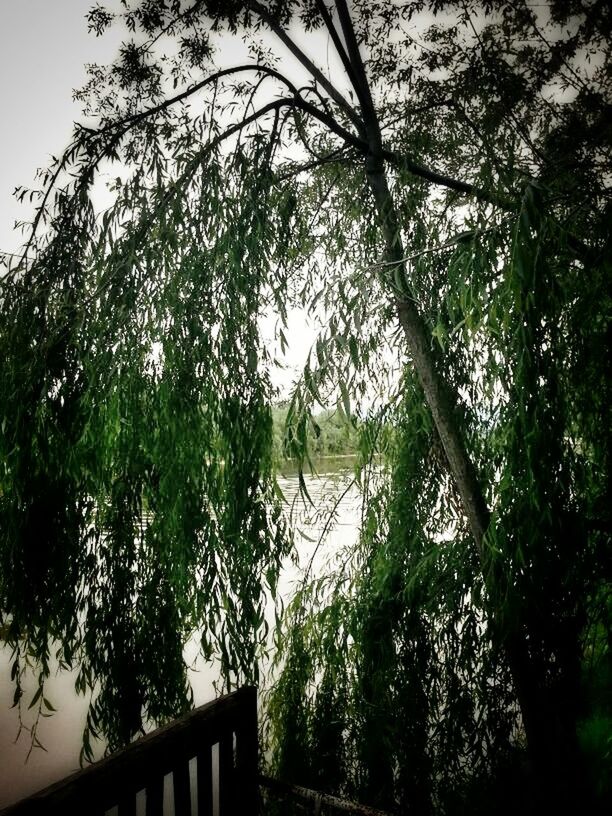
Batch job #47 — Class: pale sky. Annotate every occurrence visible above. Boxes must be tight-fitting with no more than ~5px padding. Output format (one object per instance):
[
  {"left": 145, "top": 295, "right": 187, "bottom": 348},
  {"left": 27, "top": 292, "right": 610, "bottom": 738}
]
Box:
[{"left": 0, "top": 1, "right": 126, "bottom": 255}]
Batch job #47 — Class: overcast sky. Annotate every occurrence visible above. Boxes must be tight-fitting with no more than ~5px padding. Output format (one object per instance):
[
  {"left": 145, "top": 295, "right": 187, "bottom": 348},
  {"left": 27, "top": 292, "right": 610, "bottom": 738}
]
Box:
[{"left": 0, "top": 1, "right": 128, "bottom": 255}]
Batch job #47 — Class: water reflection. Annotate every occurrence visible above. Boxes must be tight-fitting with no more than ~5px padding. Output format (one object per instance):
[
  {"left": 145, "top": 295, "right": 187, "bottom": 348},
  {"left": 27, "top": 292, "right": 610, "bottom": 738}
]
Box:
[{"left": 0, "top": 465, "right": 361, "bottom": 808}]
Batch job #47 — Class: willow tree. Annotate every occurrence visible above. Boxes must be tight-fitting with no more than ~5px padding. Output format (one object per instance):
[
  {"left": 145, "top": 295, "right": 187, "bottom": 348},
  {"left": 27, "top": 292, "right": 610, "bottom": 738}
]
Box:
[{"left": 1, "top": 0, "right": 610, "bottom": 811}]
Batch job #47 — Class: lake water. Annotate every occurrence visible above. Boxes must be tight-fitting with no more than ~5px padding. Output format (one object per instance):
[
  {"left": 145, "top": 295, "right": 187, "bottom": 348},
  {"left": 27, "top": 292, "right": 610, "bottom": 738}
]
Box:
[{"left": 0, "top": 463, "right": 362, "bottom": 809}]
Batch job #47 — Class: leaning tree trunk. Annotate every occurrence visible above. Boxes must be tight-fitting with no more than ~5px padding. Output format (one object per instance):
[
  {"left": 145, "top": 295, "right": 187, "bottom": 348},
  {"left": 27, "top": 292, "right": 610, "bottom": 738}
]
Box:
[{"left": 365, "top": 155, "right": 587, "bottom": 811}]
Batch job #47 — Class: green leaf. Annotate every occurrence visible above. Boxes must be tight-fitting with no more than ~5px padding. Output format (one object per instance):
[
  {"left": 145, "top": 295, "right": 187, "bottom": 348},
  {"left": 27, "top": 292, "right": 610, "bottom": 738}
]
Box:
[{"left": 28, "top": 686, "right": 43, "bottom": 710}]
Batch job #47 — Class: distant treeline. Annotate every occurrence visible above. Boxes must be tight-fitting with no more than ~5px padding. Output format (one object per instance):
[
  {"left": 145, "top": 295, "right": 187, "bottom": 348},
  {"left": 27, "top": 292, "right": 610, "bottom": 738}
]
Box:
[{"left": 271, "top": 405, "right": 360, "bottom": 460}]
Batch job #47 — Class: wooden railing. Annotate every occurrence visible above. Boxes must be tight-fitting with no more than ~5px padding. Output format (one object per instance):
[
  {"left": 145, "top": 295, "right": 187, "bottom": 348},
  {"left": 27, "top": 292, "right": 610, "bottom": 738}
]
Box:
[{"left": 1, "top": 686, "right": 258, "bottom": 816}]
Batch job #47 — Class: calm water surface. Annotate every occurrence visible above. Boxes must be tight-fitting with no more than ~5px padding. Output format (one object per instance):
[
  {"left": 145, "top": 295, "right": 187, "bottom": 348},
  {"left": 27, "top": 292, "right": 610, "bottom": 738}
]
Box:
[{"left": 0, "top": 464, "right": 361, "bottom": 808}]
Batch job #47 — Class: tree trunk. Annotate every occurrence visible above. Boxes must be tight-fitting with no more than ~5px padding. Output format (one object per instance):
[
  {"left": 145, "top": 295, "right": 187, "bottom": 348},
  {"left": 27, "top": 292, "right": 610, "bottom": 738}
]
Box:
[
  {"left": 364, "top": 155, "right": 586, "bottom": 809},
  {"left": 365, "top": 155, "right": 490, "bottom": 555}
]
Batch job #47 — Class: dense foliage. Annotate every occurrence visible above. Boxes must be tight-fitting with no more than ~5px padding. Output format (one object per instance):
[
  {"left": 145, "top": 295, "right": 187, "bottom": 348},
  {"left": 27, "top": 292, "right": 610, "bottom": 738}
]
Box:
[{"left": 1, "top": 0, "right": 610, "bottom": 811}]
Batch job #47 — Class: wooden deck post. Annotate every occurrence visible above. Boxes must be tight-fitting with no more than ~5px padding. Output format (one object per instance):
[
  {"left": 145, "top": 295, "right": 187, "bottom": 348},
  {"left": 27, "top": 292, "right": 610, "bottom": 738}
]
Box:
[{"left": 234, "top": 685, "right": 259, "bottom": 814}]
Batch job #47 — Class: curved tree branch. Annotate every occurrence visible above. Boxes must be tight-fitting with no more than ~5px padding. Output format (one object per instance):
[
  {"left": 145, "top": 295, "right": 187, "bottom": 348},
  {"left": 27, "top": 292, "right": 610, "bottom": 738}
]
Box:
[
  {"left": 383, "top": 148, "right": 515, "bottom": 206},
  {"left": 248, "top": 0, "right": 363, "bottom": 133},
  {"left": 313, "top": 0, "right": 361, "bottom": 98},
  {"left": 275, "top": 147, "right": 353, "bottom": 183},
  {"left": 293, "top": 98, "right": 364, "bottom": 151},
  {"left": 86, "top": 64, "right": 303, "bottom": 137},
  {"left": 333, "top": 0, "right": 381, "bottom": 150}
]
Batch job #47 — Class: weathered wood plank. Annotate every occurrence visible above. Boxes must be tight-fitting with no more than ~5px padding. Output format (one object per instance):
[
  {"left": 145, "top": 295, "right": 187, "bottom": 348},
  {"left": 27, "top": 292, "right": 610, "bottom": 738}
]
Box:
[
  {"left": 196, "top": 745, "right": 213, "bottom": 816},
  {"left": 117, "top": 791, "right": 137, "bottom": 816},
  {"left": 217, "top": 735, "right": 234, "bottom": 815},
  {"left": 260, "top": 775, "right": 394, "bottom": 816},
  {"left": 145, "top": 774, "right": 164, "bottom": 816},
  {"left": 234, "top": 687, "right": 258, "bottom": 813},
  {"left": 173, "top": 759, "right": 191, "bottom": 816}
]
